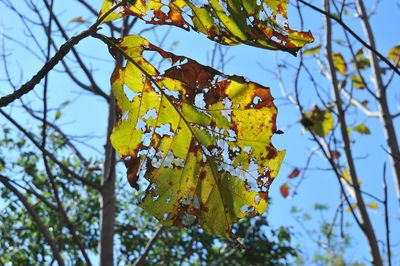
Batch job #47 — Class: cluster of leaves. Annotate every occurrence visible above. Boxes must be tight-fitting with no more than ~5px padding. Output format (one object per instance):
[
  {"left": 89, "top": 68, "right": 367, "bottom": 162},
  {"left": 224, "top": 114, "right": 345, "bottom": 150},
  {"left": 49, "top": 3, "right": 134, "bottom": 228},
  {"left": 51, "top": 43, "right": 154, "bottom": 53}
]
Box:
[
  {"left": 117, "top": 201, "right": 297, "bottom": 265},
  {"left": 0, "top": 121, "right": 297, "bottom": 265},
  {"left": 97, "top": 0, "right": 314, "bottom": 236},
  {"left": 0, "top": 127, "right": 100, "bottom": 265}
]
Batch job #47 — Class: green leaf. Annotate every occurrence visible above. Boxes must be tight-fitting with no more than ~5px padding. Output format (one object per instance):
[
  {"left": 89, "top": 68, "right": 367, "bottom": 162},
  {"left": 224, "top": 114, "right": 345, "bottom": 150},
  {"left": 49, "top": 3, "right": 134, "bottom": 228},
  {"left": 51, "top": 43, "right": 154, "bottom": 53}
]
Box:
[
  {"left": 302, "top": 106, "right": 334, "bottom": 137},
  {"left": 55, "top": 110, "right": 61, "bottom": 120},
  {"left": 303, "top": 45, "right": 321, "bottom": 55},
  {"left": 352, "top": 124, "right": 371, "bottom": 135},
  {"left": 108, "top": 35, "right": 285, "bottom": 237},
  {"left": 333, "top": 52, "right": 347, "bottom": 76},
  {"left": 98, "top": 0, "right": 314, "bottom": 55}
]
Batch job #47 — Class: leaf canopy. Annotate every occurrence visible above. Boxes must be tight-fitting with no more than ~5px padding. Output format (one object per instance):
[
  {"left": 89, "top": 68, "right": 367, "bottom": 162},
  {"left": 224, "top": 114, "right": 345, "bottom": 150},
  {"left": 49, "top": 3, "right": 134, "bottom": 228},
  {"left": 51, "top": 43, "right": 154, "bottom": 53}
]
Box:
[
  {"left": 108, "top": 34, "right": 285, "bottom": 236},
  {"left": 98, "top": 0, "right": 314, "bottom": 55}
]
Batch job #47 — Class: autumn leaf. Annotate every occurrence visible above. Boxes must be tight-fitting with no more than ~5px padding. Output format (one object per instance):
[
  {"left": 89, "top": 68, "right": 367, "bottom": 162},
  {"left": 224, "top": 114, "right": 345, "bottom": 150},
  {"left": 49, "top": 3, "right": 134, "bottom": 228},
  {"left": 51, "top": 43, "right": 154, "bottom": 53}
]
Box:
[
  {"left": 330, "top": 150, "right": 341, "bottom": 159},
  {"left": 345, "top": 204, "right": 357, "bottom": 212},
  {"left": 301, "top": 106, "right": 334, "bottom": 137},
  {"left": 288, "top": 168, "right": 300, "bottom": 179},
  {"left": 303, "top": 45, "right": 321, "bottom": 55},
  {"left": 367, "top": 202, "right": 379, "bottom": 209},
  {"left": 108, "top": 34, "right": 285, "bottom": 237},
  {"left": 333, "top": 52, "right": 347, "bottom": 76},
  {"left": 352, "top": 124, "right": 371, "bottom": 135},
  {"left": 351, "top": 75, "right": 365, "bottom": 89},
  {"left": 351, "top": 48, "right": 370, "bottom": 70},
  {"left": 280, "top": 182, "right": 289, "bottom": 198},
  {"left": 69, "top": 16, "right": 88, "bottom": 24},
  {"left": 388, "top": 45, "right": 400, "bottom": 66},
  {"left": 98, "top": 0, "right": 314, "bottom": 55}
]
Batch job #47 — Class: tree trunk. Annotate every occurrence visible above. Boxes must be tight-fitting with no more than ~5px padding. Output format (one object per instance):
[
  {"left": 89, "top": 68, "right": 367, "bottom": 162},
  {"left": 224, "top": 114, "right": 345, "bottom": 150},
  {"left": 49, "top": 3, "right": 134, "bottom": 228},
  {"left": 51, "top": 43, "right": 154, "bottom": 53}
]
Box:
[
  {"left": 323, "top": 1, "right": 383, "bottom": 265},
  {"left": 355, "top": 0, "right": 400, "bottom": 205},
  {"left": 99, "top": 94, "right": 117, "bottom": 266}
]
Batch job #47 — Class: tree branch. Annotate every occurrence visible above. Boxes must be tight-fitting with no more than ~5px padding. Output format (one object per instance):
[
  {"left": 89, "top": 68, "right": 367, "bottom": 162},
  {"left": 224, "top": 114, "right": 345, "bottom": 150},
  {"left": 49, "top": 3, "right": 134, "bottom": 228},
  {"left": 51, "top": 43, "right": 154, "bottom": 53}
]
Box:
[{"left": 297, "top": 0, "right": 400, "bottom": 77}]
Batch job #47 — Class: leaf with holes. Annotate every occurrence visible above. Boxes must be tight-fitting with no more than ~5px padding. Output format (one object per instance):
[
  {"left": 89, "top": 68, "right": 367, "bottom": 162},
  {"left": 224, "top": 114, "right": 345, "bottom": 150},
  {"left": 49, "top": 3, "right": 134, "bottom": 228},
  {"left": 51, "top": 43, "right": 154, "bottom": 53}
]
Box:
[
  {"left": 108, "top": 34, "right": 285, "bottom": 236},
  {"left": 98, "top": 0, "right": 314, "bottom": 55}
]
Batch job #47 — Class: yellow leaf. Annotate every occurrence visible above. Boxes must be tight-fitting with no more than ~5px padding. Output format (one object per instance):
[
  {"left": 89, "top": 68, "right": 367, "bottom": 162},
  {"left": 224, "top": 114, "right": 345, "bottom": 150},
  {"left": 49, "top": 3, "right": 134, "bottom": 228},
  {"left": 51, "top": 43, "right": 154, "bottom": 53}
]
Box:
[
  {"left": 352, "top": 124, "right": 371, "bottom": 135},
  {"left": 351, "top": 75, "right": 365, "bottom": 89},
  {"left": 109, "top": 35, "right": 285, "bottom": 237},
  {"left": 333, "top": 52, "right": 347, "bottom": 76},
  {"left": 97, "top": 0, "right": 314, "bottom": 55},
  {"left": 367, "top": 202, "right": 379, "bottom": 209},
  {"left": 345, "top": 204, "right": 358, "bottom": 212},
  {"left": 388, "top": 45, "right": 400, "bottom": 66},
  {"left": 303, "top": 45, "right": 321, "bottom": 55}
]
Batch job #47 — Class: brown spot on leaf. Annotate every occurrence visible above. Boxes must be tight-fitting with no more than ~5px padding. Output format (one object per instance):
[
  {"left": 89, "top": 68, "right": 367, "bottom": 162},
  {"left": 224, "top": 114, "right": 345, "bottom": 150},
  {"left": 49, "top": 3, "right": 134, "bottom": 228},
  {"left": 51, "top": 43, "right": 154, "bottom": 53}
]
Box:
[
  {"left": 266, "top": 148, "right": 278, "bottom": 160},
  {"left": 258, "top": 191, "right": 268, "bottom": 201},
  {"left": 124, "top": 156, "right": 141, "bottom": 190},
  {"left": 199, "top": 171, "right": 206, "bottom": 181}
]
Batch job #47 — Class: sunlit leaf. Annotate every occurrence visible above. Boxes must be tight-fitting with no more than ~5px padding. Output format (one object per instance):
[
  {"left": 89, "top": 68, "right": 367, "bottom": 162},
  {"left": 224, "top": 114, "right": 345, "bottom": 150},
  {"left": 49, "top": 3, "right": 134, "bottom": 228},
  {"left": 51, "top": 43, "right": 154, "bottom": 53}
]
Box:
[
  {"left": 342, "top": 168, "right": 351, "bottom": 183},
  {"left": 342, "top": 168, "right": 362, "bottom": 186},
  {"left": 351, "top": 75, "right": 365, "bottom": 89},
  {"left": 108, "top": 34, "right": 285, "bottom": 236},
  {"left": 301, "top": 106, "right": 334, "bottom": 137},
  {"left": 367, "top": 202, "right": 379, "bottom": 209},
  {"left": 388, "top": 45, "right": 400, "bottom": 66},
  {"left": 280, "top": 182, "right": 289, "bottom": 198},
  {"left": 303, "top": 45, "right": 320, "bottom": 55},
  {"left": 352, "top": 124, "right": 371, "bottom": 135},
  {"left": 333, "top": 52, "right": 347, "bottom": 76},
  {"left": 345, "top": 204, "right": 357, "bottom": 212},
  {"left": 98, "top": 0, "right": 314, "bottom": 55},
  {"left": 55, "top": 110, "right": 61, "bottom": 120}
]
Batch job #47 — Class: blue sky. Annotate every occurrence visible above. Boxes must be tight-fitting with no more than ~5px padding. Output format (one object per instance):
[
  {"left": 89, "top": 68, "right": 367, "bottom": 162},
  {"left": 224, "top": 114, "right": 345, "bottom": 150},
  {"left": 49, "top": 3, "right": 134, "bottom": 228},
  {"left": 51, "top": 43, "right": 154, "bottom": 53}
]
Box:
[{"left": 1, "top": 0, "right": 399, "bottom": 264}]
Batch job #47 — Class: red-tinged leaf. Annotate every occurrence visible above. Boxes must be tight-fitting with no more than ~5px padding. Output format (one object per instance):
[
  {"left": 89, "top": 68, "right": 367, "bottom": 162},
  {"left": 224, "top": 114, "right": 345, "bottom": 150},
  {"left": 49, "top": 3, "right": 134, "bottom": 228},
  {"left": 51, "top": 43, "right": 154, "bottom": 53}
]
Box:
[
  {"left": 330, "top": 150, "right": 341, "bottom": 159},
  {"left": 280, "top": 183, "right": 290, "bottom": 198},
  {"left": 288, "top": 168, "right": 300, "bottom": 179}
]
